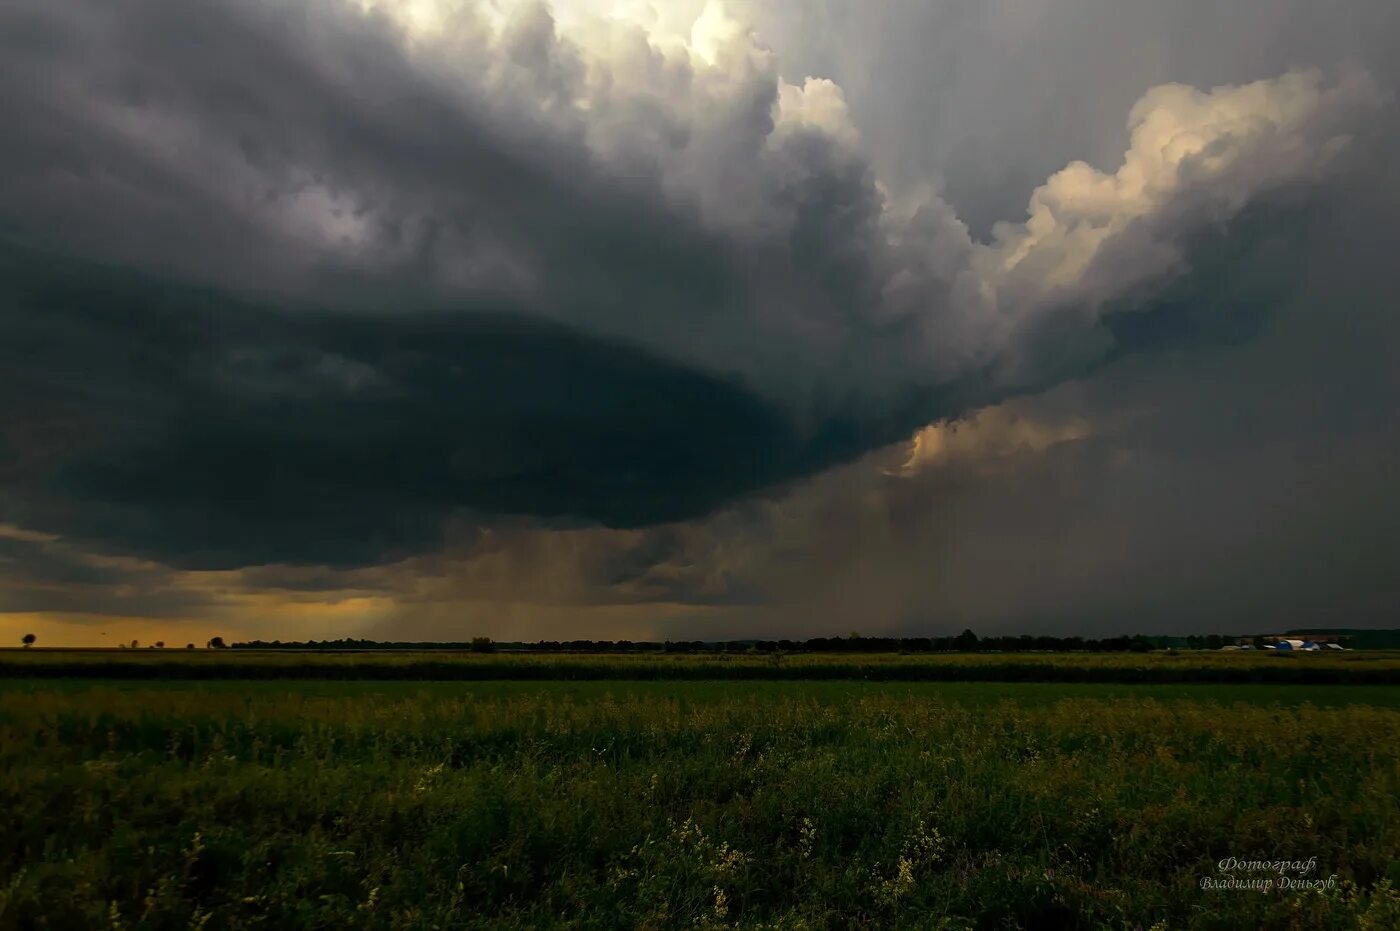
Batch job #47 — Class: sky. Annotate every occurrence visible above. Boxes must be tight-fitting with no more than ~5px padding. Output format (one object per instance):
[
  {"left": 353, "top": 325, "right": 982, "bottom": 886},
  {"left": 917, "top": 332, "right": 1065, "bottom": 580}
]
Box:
[{"left": 2, "top": 0, "right": 1399, "bottom": 646}]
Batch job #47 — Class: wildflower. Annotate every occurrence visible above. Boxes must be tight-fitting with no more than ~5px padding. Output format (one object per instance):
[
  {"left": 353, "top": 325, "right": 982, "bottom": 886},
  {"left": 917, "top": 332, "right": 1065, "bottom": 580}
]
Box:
[
  {"left": 713, "top": 885, "right": 729, "bottom": 920},
  {"left": 798, "top": 817, "right": 817, "bottom": 860}
]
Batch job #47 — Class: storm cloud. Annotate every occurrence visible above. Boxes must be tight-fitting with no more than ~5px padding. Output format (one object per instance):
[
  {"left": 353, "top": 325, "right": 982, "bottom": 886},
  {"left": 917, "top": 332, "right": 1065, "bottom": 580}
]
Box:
[
  {"left": 358, "top": 164, "right": 1400, "bottom": 640},
  {"left": 2, "top": 0, "right": 1398, "bottom": 637}
]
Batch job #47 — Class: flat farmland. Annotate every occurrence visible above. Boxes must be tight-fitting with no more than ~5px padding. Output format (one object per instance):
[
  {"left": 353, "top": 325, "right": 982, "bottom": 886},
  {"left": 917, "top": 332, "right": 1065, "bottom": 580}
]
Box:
[
  {"left": 2, "top": 674, "right": 1399, "bottom": 929},
  {"left": 4, "top": 648, "right": 1400, "bottom": 683}
]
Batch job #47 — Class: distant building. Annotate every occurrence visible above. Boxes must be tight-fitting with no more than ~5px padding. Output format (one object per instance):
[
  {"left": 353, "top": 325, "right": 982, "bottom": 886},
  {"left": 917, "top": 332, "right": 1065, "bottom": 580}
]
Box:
[
  {"left": 1269, "top": 639, "right": 1321, "bottom": 651},
  {"left": 1260, "top": 635, "right": 1337, "bottom": 650}
]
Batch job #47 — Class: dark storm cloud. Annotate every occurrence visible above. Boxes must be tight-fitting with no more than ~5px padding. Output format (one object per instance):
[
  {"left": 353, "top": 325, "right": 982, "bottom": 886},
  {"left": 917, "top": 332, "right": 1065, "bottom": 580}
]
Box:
[
  {"left": 0, "top": 0, "right": 1388, "bottom": 576},
  {"left": 0, "top": 529, "right": 226, "bottom": 617},
  {"left": 369, "top": 147, "right": 1400, "bottom": 637},
  {"left": 0, "top": 0, "right": 912, "bottom": 567},
  {"left": 623, "top": 160, "right": 1400, "bottom": 637},
  {"left": 0, "top": 534, "right": 129, "bottom": 590},
  {"left": 0, "top": 243, "right": 799, "bottom": 568},
  {"left": 0, "top": 0, "right": 736, "bottom": 314}
]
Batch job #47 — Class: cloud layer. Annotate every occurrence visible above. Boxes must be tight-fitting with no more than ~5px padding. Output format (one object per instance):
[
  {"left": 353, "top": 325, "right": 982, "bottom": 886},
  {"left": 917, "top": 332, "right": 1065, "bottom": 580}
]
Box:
[{"left": 0, "top": 0, "right": 1394, "bottom": 600}]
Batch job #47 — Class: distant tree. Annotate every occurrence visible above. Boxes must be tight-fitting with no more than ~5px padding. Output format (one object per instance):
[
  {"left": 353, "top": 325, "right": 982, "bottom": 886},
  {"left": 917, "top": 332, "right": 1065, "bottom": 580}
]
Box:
[
  {"left": 953, "top": 629, "right": 979, "bottom": 651},
  {"left": 208, "top": 636, "right": 227, "bottom": 649},
  {"left": 21, "top": 633, "right": 36, "bottom": 648},
  {"left": 471, "top": 636, "right": 495, "bottom": 653},
  {"left": 154, "top": 641, "right": 165, "bottom": 649},
  {"left": 186, "top": 643, "right": 196, "bottom": 650},
  {"left": 131, "top": 639, "right": 140, "bottom": 650}
]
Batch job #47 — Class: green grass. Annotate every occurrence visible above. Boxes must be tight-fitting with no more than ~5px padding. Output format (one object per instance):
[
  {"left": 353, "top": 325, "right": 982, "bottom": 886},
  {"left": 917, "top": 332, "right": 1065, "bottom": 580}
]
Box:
[
  {"left": 5, "top": 649, "right": 1400, "bottom": 684},
  {"left": 2, "top": 680, "right": 1399, "bottom": 929},
  {"left": 7, "top": 677, "right": 1400, "bottom": 708}
]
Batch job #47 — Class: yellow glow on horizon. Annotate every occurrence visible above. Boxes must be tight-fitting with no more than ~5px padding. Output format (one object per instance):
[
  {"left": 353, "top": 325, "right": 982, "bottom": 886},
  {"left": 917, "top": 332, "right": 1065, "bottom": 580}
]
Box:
[
  {"left": 1, "top": 596, "right": 398, "bottom": 648},
  {"left": 0, "top": 598, "right": 716, "bottom": 648},
  {"left": 0, "top": 613, "right": 254, "bottom": 650}
]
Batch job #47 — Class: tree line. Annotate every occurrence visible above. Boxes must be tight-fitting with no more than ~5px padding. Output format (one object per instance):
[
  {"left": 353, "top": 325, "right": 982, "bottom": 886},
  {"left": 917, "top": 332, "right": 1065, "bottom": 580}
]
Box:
[
  {"left": 228, "top": 631, "right": 1170, "bottom": 653},
  {"left": 19, "top": 631, "right": 1356, "bottom": 652}
]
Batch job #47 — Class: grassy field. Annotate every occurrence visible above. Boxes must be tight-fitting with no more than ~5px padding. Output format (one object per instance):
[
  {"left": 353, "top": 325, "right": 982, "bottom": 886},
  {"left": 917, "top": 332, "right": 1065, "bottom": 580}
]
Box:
[
  {"left": 5, "top": 648, "right": 1400, "bottom": 683},
  {"left": 3, "top": 678, "right": 1400, "bottom": 929}
]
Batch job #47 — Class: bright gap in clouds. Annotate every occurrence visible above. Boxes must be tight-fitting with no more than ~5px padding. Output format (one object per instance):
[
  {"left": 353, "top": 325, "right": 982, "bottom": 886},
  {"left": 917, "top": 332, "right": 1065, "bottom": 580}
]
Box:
[{"left": 357, "top": 0, "right": 714, "bottom": 52}]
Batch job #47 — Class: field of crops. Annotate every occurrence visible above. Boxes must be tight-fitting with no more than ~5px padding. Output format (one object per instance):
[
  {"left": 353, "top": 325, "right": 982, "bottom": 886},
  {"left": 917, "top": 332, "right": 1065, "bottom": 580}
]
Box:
[
  {"left": 3, "top": 678, "right": 1400, "bottom": 929},
  {"left": 5, "top": 648, "right": 1400, "bottom": 683}
]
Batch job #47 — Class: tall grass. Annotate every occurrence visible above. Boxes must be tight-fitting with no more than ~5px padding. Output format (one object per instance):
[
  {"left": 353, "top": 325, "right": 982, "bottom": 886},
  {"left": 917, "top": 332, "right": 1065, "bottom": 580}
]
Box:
[{"left": 2, "top": 682, "right": 1399, "bottom": 928}]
